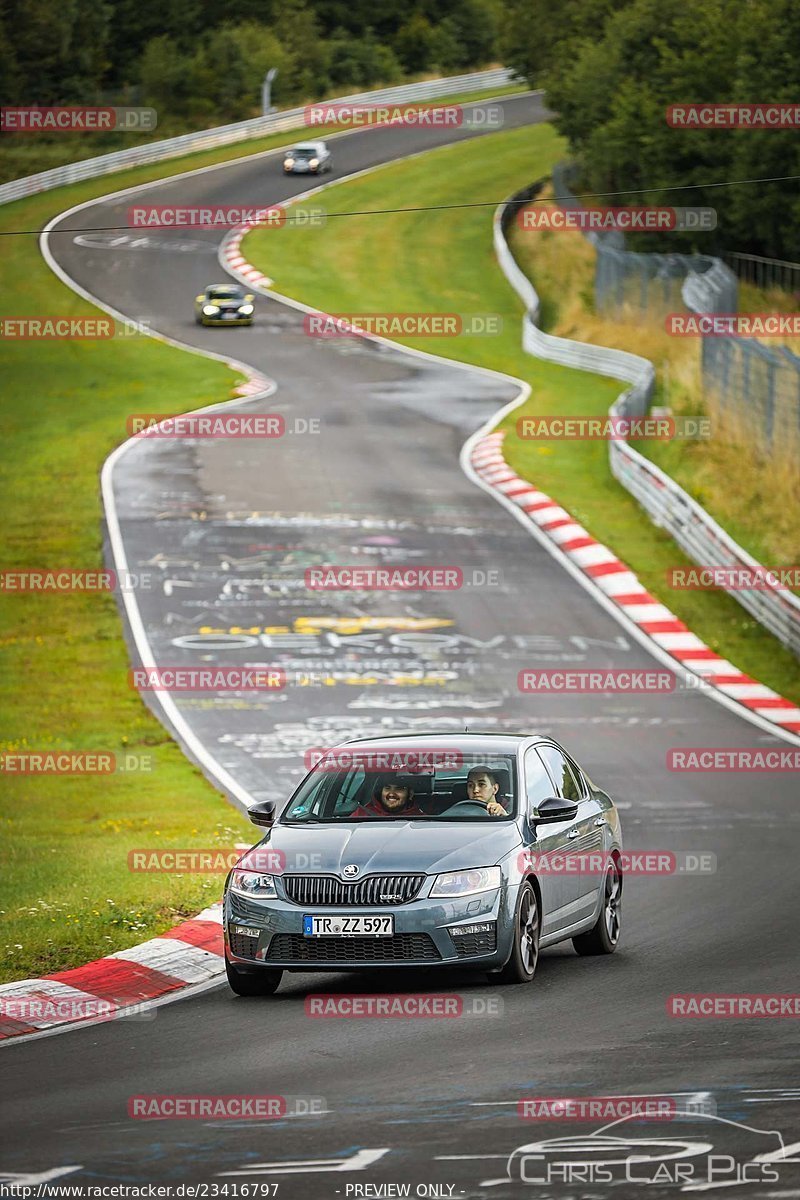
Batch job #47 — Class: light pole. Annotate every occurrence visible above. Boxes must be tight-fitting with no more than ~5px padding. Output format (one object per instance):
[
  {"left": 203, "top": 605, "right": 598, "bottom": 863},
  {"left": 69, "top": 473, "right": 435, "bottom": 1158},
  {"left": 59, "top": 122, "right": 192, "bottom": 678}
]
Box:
[{"left": 262, "top": 68, "right": 278, "bottom": 116}]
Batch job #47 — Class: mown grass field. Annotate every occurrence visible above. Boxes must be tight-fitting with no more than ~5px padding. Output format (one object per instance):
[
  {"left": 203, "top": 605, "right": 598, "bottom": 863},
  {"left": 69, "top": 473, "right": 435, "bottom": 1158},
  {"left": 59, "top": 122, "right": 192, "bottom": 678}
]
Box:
[{"left": 244, "top": 122, "right": 800, "bottom": 704}]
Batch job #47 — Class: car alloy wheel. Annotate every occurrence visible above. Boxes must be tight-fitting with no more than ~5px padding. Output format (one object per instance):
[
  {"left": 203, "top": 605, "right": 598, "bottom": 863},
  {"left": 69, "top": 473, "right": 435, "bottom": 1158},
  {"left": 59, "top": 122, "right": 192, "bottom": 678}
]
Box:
[
  {"left": 573, "top": 859, "right": 622, "bottom": 956},
  {"left": 497, "top": 882, "right": 539, "bottom": 984}
]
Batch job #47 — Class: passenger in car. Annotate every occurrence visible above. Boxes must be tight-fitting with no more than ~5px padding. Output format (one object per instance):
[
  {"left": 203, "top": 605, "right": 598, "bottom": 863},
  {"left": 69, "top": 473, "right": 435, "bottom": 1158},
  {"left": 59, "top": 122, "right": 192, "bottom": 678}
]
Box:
[
  {"left": 350, "top": 776, "right": 425, "bottom": 818},
  {"left": 466, "top": 767, "right": 507, "bottom": 817}
]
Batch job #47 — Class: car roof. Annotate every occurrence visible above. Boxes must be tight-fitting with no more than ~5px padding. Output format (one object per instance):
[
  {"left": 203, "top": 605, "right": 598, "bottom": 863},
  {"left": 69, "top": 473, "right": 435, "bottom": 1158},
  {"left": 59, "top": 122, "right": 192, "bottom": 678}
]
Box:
[
  {"left": 290, "top": 141, "right": 324, "bottom": 151},
  {"left": 338, "top": 732, "right": 541, "bottom": 754},
  {"left": 207, "top": 282, "right": 243, "bottom": 292}
]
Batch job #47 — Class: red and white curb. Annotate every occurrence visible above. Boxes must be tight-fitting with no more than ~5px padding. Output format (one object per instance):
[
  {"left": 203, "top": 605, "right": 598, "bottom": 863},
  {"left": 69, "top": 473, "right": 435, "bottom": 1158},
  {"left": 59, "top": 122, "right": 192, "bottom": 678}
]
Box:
[
  {"left": 220, "top": 173, "right": 800, "bottom": 744},
  {"left": 0, "top": 903, "right": 223, "bottom": 1042},
  {"left": 222, "top": 225, "right": 273, "bottom": 291},
  {"left": 471, "top": 431, "right": 800, "bottom": 737},
  {"left": 233, "top": 368, "right": 272, "bottom": 398}
]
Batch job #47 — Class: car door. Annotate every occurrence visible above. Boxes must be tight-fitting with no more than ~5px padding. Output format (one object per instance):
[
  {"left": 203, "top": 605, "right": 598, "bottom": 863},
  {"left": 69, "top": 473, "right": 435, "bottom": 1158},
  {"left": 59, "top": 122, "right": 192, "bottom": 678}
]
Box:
[
  {"left": 539, "top": 744, "right": 607, "bottom": 925},
  {"left": 523, "top": 747, "right": 582, "bottom": 937}
]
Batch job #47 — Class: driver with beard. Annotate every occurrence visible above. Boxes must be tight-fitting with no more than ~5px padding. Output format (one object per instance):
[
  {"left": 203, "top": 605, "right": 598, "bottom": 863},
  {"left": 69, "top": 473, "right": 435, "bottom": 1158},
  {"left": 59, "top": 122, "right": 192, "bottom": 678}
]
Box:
[{"left": 349, "top": 774, "right": 425, "bottom": 818}]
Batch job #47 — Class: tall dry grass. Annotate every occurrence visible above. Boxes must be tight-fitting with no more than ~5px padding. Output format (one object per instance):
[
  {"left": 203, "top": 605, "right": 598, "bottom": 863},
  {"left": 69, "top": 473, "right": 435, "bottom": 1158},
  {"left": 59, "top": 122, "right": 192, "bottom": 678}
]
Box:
[{"left": 509, "top": 187, "right": 799, "bottom": 566}]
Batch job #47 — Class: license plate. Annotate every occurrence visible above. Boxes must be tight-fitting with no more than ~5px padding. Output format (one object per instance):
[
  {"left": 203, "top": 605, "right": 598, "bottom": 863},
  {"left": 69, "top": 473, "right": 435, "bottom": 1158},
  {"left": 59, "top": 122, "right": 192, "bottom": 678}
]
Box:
[{"left": 303, "top": 914, "right": 394, "bottom": 937}]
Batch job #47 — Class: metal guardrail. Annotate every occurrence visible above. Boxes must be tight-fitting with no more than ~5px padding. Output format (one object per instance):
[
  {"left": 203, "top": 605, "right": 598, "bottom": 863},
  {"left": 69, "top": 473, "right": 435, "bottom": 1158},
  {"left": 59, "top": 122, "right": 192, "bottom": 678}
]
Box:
[
  {"left": 0, "top": 68, "right": 517, "bottom": 207},
  {"left": 724, "top": 251, "right": 800, "bottom": 295},
  {"left": 495, "top": 181, "right": 800, "bottom": 658}
]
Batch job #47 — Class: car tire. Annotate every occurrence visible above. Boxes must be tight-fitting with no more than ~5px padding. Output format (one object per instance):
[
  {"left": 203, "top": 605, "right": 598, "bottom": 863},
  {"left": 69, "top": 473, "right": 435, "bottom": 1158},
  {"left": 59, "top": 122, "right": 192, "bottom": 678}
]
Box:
[
  {"left": 225, "top": 955, "right": 283, "bottom": 996},
  {"left": 572, "top": 859, "right": 622, "bottom": 956},
  {"left": 496, "top": 882, "right": 539, "bottom": 984}
]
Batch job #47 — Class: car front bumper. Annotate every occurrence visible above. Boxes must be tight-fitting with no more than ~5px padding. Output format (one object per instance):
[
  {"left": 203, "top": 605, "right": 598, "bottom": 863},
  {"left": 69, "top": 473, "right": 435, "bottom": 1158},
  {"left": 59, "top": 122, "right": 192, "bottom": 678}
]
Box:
[
  {"left": 200, "top": 314, "right": 253, "bottom": 326},
  {"left": 224, "top": 882, "right": 517, "bottom": 971}
]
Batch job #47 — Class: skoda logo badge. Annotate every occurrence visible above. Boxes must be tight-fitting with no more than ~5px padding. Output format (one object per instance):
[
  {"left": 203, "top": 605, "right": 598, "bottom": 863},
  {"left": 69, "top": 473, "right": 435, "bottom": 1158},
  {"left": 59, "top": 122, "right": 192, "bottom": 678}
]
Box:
[{"left": 342, "top": 865, "right": 359, "bottom": 878}]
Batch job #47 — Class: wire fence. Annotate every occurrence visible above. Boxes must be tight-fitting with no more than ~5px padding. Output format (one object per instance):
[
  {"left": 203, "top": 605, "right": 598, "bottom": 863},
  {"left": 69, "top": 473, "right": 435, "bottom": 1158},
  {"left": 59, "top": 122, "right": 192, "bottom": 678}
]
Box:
[
  {"left": 551, "top": 163, "right": 799, "bottom": 457},
  {"left": 496, "top": 180, "right": 800, "bottom": 658}
]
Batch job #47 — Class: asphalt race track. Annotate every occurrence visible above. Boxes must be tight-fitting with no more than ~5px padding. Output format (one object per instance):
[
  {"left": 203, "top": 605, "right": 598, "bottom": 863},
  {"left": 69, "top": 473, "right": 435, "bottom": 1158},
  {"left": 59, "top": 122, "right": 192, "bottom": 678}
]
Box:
[{"left": 3, "top": 94, "right": 799, "bottom": 1197}]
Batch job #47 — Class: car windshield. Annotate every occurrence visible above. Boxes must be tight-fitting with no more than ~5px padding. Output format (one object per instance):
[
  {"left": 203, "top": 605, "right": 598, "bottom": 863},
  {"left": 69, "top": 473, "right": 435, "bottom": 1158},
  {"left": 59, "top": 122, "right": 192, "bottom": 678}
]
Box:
[
  {"left": 281, "top": 751, "right": 518, "bottom": 822},
  {"left": 291, "top": 147, "right": 316, "bottom": 158},
  {"left": 208, "top": 287, "right": 242, "bottom": 299}
]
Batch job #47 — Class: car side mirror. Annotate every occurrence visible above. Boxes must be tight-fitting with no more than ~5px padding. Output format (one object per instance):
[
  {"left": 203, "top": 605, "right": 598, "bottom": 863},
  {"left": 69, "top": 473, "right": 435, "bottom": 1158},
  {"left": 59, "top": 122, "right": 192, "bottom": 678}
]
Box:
[
  {"left": 531, "top": 796, "right": 579, "bottom": 824},
  {"left": 247, "top": 801, "right": 275, "bottom": 828}
]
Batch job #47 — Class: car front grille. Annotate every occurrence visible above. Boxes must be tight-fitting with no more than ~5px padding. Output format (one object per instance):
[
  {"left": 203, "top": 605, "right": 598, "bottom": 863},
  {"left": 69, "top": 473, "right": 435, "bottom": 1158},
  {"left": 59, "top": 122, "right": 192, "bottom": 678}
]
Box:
[
  {"left": 265, "top": 933, "right": 440, "bottom": 963},
  {"left": 282, "top": 874, "right": 425, "bottom": 907}
]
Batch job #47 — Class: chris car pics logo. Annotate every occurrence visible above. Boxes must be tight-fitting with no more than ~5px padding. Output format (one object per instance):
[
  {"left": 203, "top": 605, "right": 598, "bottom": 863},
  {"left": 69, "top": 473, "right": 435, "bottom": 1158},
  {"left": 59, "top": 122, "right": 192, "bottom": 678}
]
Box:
[{"left": 507, "top": 1112, "right": 790, "bottom": 1188}]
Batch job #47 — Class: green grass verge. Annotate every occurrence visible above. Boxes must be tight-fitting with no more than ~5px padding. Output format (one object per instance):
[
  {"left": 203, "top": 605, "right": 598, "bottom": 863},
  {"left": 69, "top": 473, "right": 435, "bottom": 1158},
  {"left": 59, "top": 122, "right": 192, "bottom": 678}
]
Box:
[
  {"left": 0, "top": 83, "right": 529, "bottom": 184},
  {"left": 0, "top": 85, "right": 531, "bottom": 985},
  {"left": 243, "top": 122, "right": 800, "bottom": 704}
]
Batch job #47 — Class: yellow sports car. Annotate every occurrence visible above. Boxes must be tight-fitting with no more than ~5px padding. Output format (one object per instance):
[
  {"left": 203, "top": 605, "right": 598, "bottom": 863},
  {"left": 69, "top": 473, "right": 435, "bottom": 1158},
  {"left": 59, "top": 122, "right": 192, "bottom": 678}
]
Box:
[{"left": 194, "top": 283, "right": 255, "bottom": 326}]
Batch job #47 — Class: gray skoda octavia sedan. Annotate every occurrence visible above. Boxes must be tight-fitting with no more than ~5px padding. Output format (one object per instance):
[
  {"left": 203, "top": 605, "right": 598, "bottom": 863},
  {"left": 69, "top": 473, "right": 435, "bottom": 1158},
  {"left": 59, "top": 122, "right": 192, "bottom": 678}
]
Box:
[{"left": 223, "top": 733, "right": 623, "bottom": 995}]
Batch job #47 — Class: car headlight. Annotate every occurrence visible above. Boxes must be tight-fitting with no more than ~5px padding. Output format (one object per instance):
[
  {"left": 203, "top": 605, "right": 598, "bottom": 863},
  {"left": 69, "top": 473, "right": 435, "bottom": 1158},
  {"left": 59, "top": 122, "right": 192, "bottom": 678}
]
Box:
[
  {"left": 238, "top": 304, "right": 254, "bottom": 316},
  {"left": 430, "top": 867, "right": 501, "bottom": 898},
  {"left": 202, "top": 304, "right": 220, "bottom": 316},
  {"left": 230, "top": 870, "right": 278, "bottom": 899},
  {"left": 284, "top": 158, "right": 295, "bottom": 168},
  {"left": 309, "top": 158, "right": 319, "bottom": 168}
]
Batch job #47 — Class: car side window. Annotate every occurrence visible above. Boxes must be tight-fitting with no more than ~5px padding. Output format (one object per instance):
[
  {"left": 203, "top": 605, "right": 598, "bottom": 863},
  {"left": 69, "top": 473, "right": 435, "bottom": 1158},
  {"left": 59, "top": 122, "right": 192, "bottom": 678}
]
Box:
[
  {"left": 524, "top": 748, "right": 555, "bottom": 814},
  {"left": 538, "top": 745, "right": 582, "bottom": 802},
  {"left": 332, "top": 768, "right": 365, "bottom": 815},
  {"left": 565, "top": 755, "right": 589, "bottom": 798}
]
